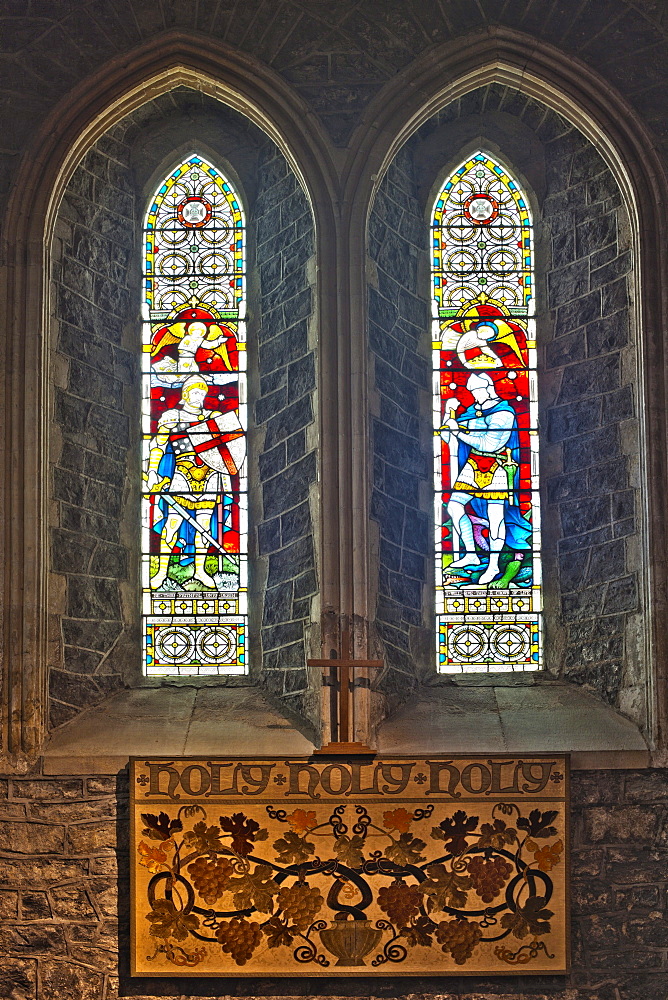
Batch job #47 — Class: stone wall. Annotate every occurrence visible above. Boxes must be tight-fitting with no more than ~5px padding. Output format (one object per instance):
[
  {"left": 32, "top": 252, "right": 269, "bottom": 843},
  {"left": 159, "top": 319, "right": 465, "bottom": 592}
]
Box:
[
  {"left": 49, "top": 90, "right": 318, "bottom": 732},
  {"left": 368, "top": 145, "right": 432, "bottom": 704},
  {"left": 367, "top": 87, "right": 642, "bottom": 726},
  {"left": 540, "top": 112, "right": 639, "bottom": 718},
  {"left": 0, "top": 0, "right": 667, "bottom": 184},
  {"left": 50, "top": 130, "right": 136, "bottom": 730},
  {"left": 0, "top": 766, "right": 666, "bottom": 998},
  {"left": 253, "top": 140, "right": 319, "bottom": 721}
]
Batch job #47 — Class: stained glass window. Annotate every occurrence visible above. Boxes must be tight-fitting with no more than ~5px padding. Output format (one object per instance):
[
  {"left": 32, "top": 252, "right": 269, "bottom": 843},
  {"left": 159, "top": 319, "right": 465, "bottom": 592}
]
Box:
[
  {"left": 432, "top": 153, "right": 541, "bottom": 672},
  {"left": 141, "top": 155, "right": 247, "bottom": 675}
]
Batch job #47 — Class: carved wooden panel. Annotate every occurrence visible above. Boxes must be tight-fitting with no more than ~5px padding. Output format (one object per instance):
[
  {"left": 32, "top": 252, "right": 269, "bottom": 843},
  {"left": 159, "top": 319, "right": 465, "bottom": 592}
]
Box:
[{"left": 130, "top": 755, "right": 568, "bottom": 976}]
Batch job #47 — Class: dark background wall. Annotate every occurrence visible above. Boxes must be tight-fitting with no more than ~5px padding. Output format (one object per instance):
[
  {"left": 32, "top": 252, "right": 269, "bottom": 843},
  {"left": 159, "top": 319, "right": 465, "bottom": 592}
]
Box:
[
  {"left": 49, "top": 88, "right": 318, "bottom": 731},
  {"left": 0, "top": 0, "right": 667, "bottom": 187},
  {"left": 50, "top": 123, "right": 137, "bottom": 730},
  {"left": 368, "top": 86, "right": 641, "bottom": 727},
  {"left": 253, "top": 140, "right": 318, "bottom": 719},
  {"left": 368, "top": 145, "right": 432, "bottom": 706}
]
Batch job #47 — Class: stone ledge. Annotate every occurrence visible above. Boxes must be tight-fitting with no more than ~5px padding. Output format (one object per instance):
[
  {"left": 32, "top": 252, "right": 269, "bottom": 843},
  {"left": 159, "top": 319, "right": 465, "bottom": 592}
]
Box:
[
  {"left": 41, "top": 685, "right": 315, "bottom": 775},
  {"left": 37, "top": 678, "right": 650, "bottom": 775},
  {"left": 376, "top": 681, "right": 649, "bottom": 768}
]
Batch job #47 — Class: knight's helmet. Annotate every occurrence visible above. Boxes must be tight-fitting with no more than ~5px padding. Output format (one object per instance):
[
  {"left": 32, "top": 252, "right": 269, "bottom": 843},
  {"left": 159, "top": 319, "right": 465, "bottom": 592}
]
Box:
[{"left": 466, "top": 371, "right": 496, "bottom": 397}]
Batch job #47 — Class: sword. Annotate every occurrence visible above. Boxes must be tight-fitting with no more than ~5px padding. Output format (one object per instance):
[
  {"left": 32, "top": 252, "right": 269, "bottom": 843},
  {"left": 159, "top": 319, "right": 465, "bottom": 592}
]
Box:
[
  {"left": 502, "top": 447, "right": 518, "bottom": 502},
  {"left": 157, "top": 492, "right": 226, "bottom": 554},
  {"left": 447, "top": 404, "right": 460, "bottom": 560}
]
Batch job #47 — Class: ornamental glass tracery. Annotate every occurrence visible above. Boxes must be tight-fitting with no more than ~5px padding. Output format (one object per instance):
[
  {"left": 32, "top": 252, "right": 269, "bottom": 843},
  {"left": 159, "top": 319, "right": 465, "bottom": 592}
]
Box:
[
  {"left": 141, "top": 155, "right": 247, "bottom": 675},
  {"left": 432, "top": 153, "right": 541, "bottom": 672}
]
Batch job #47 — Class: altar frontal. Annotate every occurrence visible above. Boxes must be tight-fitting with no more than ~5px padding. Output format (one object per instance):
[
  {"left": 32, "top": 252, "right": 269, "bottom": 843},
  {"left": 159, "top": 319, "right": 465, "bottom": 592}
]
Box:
[{"left": 130, "top": 755, "right": 568, "bottom": 976}]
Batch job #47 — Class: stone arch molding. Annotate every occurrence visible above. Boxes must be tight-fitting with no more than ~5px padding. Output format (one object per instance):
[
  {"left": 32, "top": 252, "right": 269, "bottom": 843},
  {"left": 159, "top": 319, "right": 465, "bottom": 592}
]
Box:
[{"left": 1, "top": 28, "right": 667, "bottom": 761}]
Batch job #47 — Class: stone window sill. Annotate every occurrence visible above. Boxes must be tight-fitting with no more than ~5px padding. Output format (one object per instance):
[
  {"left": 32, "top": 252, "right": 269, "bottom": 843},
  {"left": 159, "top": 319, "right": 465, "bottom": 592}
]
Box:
[
  {"left": 42, "top": 685, "right": 315, "bottom": 775},
  {"left": 376, "top": 680, "right": 649, "bottom": 770},
  {"left": 40, "top": 678, "right": 649, "bottom": 774}
]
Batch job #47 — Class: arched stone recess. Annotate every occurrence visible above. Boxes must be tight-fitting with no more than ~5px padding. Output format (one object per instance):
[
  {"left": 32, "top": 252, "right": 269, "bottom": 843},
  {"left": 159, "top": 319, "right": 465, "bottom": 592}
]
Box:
[
  {"left": 351, "top": 31, "right": 668, "bottom": 753},
  {"left": 368, "top": 87, "right": 640, "bottom": 714},
  {"left": 0, "top": 39, "right": 339, "bottom": 760},
  {"left": 49, "top": 88, "right": 320, "bottom": 731}
]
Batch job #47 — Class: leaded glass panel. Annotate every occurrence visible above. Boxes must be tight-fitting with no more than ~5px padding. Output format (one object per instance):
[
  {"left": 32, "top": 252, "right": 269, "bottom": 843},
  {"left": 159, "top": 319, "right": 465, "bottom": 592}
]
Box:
[
  {"left": 141, "top": 155, "right": 247, "bottom": 675},
  {"left": 432, "top": 153, "right": 541, "bottom": 672}
]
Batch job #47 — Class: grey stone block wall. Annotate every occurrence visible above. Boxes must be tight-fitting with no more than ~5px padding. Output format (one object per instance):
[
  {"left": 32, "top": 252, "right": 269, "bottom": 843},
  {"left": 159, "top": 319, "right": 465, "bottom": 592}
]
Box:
[
  {"left": 50, "top": 132, "right": 137, "bottom": 729},
  {"left": 0, "top": 767, "right": 666, "bottom": 997},
  {"left": 540, "top": 113, "right": 639, "bottom": 716},
  {"left": 253, "top": 141, "right": 318, "bottom": 719},
  {"left": 368, "top": 87, "right": 641, "bottom": 723},
  {"left": 368, "top": 145, "right": 432, "bottom": 703}
]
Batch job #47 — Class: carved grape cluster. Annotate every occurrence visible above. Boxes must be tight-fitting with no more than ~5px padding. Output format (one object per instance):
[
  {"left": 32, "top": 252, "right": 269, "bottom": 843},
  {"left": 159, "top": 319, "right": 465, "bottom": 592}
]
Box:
[
  {"left": 276, "top": 882, "right": 323, "bottom": 930},
  {"left": 377, "top": 882, "right": 423, "bottom": 926},
  {"left": 215, "top": 918, "right": 262, "bottom": 965},
  {"left": 435, "top": 918, "right": 482, "bottom": 964},
  {"left": 187, "top": 856, "right": 235, "bottom": 905},
  {"left": 467, "top": 855, "right": 513, "bottom": 903}
]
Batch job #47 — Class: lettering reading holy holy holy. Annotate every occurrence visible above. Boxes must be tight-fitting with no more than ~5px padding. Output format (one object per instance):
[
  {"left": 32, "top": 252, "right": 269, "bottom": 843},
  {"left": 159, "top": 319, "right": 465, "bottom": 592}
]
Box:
[{"left": 137, "top": 758, "right": 563, "bottom": 801}]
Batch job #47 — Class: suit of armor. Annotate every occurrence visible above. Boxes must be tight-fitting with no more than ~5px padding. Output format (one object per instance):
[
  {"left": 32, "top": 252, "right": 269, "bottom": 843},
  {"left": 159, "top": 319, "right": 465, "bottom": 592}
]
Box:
[
  {"left": 442, "top": 373, "right": 530, "bottom": 586},
  {"left": 146, "top": 378, "right": 234, "bottom": 590}
]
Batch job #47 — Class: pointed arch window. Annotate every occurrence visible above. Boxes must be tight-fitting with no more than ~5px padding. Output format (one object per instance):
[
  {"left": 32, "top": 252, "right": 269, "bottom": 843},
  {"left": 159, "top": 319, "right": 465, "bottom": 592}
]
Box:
[
  {"left": 432, "top": 153, "right": 541, "bottom": 672},
  {"left": 141, "top": 155, "right": 247, "bottom": 676}
]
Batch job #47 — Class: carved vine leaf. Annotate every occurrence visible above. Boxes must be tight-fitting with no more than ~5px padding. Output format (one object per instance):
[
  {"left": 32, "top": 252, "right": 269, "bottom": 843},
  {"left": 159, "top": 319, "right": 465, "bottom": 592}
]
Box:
[
  {"left": 286, "top": 809, "right": 318, "bottom": 834},
  {"left": 385, "top": 832, "right": 427, "bottom": 866},
  {"left": 263, "top": 914, "right": 297, "bottom": 949},
  {"left": 138, "top": 839, "right": 173, "bottom": 874},
  {"left": 141, "top": 812, "right": 183, "bottom": 842},
  {"left": 421, "top": 862, "right": 473, "bottom": 910},
  {"left": 333, "top": 834, "right": 366, "bottom": 867},
  {"left": 229, "top": 864, "right": 280, "bottom": 913},
  {"left": 219, "top": 812, "right": 266, "bottom": 856},
  {"left": 431, "top": 810, "right": 479, "bottom": 854},
  {"left": 477, "top": 817, "right": 517, "bottom": 849},
  {"left": 146, "top": 899, "right": 200, "bottom": 941},
  {"left": 183, "top": 821, "right": 224, "bottom": 854},
  {"left": 517, "top": 808, "right": 559, "bottom": 839},
  {"left": 401, "top": 915, "right": 437, "bottom": 947},
  {"left": 273, "top": 830, "right": 315, "bottom": 864},
  {"left": 500, "top": 896, "right": 554, "bottom": 939},
  {"left": 383, "top": 808, "right": 413, "bottom": 834}
]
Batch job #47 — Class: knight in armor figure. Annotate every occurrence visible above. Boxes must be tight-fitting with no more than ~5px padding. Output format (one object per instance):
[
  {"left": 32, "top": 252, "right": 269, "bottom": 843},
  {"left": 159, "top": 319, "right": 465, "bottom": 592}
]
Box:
[
  {"left": 146, "top": 375, "right": 242, "bottom": 590},
  {"left": 441, "top": 372, "right": 531, "bottom": 586}
]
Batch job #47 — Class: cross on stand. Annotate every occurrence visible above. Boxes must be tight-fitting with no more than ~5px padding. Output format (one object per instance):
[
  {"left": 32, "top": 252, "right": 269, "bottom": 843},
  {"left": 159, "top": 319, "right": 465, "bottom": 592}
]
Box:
[{"left": 308, "top": 635, "right": 382, "bottom": 755}]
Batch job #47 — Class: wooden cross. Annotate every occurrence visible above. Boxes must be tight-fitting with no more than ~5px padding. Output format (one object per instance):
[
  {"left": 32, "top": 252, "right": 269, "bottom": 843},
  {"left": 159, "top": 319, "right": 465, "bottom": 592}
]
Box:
[{"left": 308, "top": 632, "right": 382, "bottom": 755}]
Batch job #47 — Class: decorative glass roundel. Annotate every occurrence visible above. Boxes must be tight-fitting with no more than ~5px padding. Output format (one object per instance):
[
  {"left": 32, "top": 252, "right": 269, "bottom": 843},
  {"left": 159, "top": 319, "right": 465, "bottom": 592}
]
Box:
[
  {"left": 177, "top": 195, "right": 213, "bottom": 228},
  {"left": 463, "top": 194, "right": 499, "bottom": 223}
]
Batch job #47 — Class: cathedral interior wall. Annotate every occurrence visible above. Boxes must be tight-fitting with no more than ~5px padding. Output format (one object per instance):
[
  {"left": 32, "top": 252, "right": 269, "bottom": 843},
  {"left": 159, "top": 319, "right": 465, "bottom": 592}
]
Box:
[
  {"left": 1, "top": 1, "right": 668, "bottom": 997},
  {"left": 1, "top": 766, "right": 667, "bottom": 998}
]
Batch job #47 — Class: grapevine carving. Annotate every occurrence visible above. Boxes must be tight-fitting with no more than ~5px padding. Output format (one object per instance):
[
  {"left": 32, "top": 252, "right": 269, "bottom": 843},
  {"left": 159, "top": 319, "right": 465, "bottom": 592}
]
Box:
[{"left": 138, "top": 799, "right": 562, "bottom": 970}]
